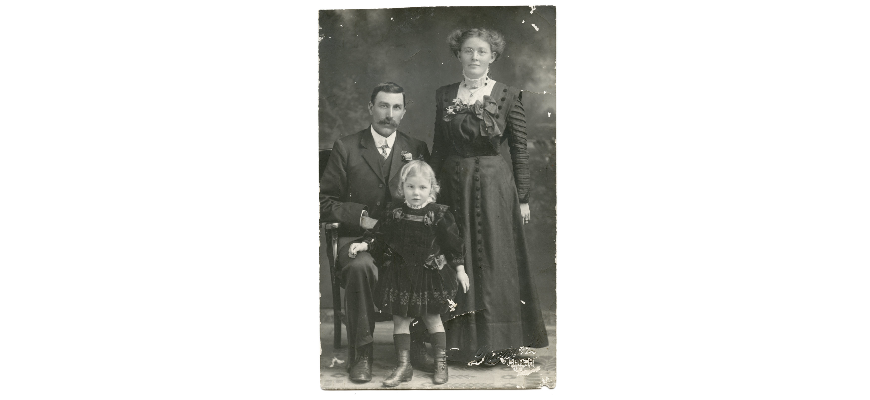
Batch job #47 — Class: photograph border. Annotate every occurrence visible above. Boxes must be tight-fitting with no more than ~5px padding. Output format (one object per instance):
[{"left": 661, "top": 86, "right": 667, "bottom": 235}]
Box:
[{"left": 309, "top": 0, "right": 562, "bottom": 399}]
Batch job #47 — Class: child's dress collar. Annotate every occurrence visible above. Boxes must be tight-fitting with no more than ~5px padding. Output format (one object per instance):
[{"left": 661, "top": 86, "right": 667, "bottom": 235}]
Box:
[{"left": 404, "top": 200, "right": 431, "bottom": 209}]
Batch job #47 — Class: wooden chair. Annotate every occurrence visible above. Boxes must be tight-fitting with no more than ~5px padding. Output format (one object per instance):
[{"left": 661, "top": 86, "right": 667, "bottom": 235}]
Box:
[
  {"left": 319, "top": 148, "right": 393, "bottom": 349},
  {"left": 319, "top": 148, "right": 343, "bottom": 348}
]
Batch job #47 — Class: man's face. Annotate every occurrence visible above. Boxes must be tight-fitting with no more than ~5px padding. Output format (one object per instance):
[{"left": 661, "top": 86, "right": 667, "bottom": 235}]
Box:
[{"left": 368, "top": 91, "right": 406, "bottom": 137}]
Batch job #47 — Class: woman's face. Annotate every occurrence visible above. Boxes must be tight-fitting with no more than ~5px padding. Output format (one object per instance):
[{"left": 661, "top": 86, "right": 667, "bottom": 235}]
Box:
[{"left": 457, "top": 36, "right": 495, "bottom": 79}]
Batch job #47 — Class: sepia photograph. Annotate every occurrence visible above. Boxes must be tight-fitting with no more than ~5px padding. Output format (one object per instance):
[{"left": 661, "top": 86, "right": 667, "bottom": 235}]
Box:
[{"left": 318, "top": 6, "right": 557, "bottom": 390}]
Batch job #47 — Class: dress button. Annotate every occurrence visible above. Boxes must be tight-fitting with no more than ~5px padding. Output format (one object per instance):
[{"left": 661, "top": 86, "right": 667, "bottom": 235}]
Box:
[
  {"left": 476, "top": 211, "right": 481, "bottom": 217},
  {"left": 477, "top": 239, "right": 482, "bottom": 244},
  {"left": 503, "top": 88, "right": 507, "bottom": 92},
  {"left": 475, "top": 176, "right": 480, "bottom": 181},
  {"left": 495, "top": 115, "right": 499, "bottom": 119},
  {"left": 475, "top": 167, "right": 480, "bottom": 172},
  {"left": 501, "top": 97, "right": 505, "bottom": 101},
  {"left": 498, "top": 106, "right": 502, "bottom": 110},
  {"left": 476, "top": 187, "right": 480, "bottom": 191}
]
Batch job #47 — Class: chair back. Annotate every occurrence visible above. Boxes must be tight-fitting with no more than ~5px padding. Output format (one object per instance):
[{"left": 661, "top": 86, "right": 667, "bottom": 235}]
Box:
[{"left": 319, "top": 149, "right": 332, "bottom": 179}]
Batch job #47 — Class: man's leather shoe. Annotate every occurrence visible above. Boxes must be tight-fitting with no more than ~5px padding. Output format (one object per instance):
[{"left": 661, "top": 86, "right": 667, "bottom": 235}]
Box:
[
  {"left": 345, "top": 345, "right": 355, "bottom": 373},
  {"left": 348, "top": 345, "right": 372, "bottom": 383}
]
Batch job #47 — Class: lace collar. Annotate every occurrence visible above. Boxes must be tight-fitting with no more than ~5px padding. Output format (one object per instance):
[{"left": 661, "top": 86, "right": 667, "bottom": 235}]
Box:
[
  {"left": 404, "top": 200, "right": 431, "bottom": 209},
  {"left": 462, "top": 70, "right": 490, "bottom": 89}
]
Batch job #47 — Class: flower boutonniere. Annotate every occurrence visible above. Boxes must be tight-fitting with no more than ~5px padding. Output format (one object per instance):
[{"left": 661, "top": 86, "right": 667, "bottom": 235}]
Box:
[{"left": 400, "top": 151, "right": 413, "bottom": 162}]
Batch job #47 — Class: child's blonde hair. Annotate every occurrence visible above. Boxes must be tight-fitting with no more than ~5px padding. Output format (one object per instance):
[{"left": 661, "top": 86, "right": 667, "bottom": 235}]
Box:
[{"left": 395, "top": 160, "right": 440, "bottom": 202}]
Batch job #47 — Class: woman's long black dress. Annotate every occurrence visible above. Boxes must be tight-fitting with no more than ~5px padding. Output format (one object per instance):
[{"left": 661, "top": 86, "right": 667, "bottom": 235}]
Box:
[{"left": 431, "top": 81, "right": 549, "bottom": 364}]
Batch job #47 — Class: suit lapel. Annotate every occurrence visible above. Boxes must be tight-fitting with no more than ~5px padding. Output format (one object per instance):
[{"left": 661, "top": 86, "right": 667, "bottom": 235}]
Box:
[
  {"left": 360, "top": 129, "right": 385, "bottom": 182},
  {"left": 388, "top": 132, "right": 407, "bottom": 184}
]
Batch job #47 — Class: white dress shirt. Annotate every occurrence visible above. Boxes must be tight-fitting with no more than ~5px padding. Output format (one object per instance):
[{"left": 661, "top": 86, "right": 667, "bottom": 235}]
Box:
[{"left": 370, "top": 126, "right": 396, "bottom": 158}]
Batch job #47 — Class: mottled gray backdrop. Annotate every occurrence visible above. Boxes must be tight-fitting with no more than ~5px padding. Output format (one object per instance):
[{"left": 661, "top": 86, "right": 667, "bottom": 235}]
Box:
[{"left": 318, "top": 6, "right": 556, "bottom": 314}]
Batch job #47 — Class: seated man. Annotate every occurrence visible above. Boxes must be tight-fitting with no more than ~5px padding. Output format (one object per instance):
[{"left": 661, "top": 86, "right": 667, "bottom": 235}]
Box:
[{"left": 320, "top": 82, "right": 433, "bottom": 383}]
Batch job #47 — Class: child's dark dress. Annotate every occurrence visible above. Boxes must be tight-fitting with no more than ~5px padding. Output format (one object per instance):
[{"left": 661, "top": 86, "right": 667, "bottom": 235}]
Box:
[{"left": 363, "top": 202, "right": 465, "bottom": 318}]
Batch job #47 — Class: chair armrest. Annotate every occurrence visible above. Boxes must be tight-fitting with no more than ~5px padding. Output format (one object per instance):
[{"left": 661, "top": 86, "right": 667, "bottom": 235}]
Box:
[{"left": 324, "top": 222, "right": 340, "bottom": 230}]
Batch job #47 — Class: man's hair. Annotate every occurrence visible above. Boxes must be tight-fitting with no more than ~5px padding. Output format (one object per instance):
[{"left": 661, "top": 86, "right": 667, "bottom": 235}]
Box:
[{"left": 370, "top": 82, "right": 406, "bottom": 106}]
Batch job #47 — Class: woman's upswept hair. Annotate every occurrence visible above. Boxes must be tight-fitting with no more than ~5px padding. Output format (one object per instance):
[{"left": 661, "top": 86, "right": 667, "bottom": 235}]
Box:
[
  {"left": 447, "top": 28, "right": 506, "bottom": 61},
  {"left": 395, "top": 160, "right": 440, "bottom": 202}
]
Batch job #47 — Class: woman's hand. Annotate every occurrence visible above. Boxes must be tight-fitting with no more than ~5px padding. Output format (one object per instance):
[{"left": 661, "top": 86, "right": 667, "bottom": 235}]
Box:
[
  {"left": 348, "top": 242, "right": 368, "bottom": 258},
  {"left": 456, "top": 265, "right": 470, "bottom": 293},
  {"left": 520, "top": 203, "right": 531, "bottom": 224}
]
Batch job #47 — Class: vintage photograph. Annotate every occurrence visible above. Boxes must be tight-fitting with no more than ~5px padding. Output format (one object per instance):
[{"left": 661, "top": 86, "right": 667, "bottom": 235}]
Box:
[{"left": 318, "top": 6, "right": 556, "bottom": 389}]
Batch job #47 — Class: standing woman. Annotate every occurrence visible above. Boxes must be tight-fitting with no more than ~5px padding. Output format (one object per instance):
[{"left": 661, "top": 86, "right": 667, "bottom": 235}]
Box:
[{"left": 431, "top": 28, "right": 548, "bottom": 365}]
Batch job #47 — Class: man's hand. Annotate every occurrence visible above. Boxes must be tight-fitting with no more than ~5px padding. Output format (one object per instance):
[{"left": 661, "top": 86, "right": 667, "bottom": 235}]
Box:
[
  {"left": 348, "top": 242, "right": 368, "bottom": 258},
  {"left": 361, "top": 216, "right": 378, "bottom": 230},
  {"left": 456, "top": 265, "right": 470, "bottom": 293}
]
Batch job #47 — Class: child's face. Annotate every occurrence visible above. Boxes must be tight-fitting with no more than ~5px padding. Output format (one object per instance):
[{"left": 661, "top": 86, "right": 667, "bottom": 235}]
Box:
[{"left": 402, "top": 174, "right": 432, "bottom": 207}]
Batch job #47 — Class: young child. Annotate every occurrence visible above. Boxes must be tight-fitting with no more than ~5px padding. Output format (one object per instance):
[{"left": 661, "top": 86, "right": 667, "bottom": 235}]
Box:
[{"left": 348, "top": 160, "right": 470, "bottom": 387}]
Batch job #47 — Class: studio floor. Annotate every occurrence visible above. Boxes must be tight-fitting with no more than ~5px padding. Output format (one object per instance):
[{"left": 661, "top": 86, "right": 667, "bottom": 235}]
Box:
[{"left": 320, "top": 313, "right": 557, "bottom": 390}]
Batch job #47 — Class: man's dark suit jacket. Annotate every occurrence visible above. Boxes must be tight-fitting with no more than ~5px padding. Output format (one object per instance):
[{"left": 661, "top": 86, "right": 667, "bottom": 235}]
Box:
[{"left": 320, "top": 127, "right": 431, "bottom": 238}]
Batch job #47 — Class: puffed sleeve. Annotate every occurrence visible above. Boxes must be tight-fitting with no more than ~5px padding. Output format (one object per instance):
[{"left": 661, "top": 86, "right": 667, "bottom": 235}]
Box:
[
  {"left": 430, "top": 87, "right": 449, "bottom": 178},
  {"left": 435, "top": 209, "right": 465, "bottom": 271},
  {"left": 506, "top": 90, "right": 531, "bottom": 203}
]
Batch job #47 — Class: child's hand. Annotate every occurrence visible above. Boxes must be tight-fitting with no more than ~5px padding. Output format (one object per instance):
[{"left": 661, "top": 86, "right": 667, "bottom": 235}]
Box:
[
  {"left": 348, "top": 242, "right": 368, "bottom": 258},
  {"left": 456, "top": 266, "right": 470, "bottom": 293}
]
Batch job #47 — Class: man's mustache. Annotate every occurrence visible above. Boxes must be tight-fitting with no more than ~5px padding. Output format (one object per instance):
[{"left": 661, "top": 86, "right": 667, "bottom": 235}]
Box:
[{"left": 377, "top": 118, "right": 399, "bottom": 127}]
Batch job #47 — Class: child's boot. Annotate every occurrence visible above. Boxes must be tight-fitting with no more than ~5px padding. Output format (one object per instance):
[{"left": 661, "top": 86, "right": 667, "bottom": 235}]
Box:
[
  {"left": 433, "top": 348, "right": 448, "bottom": 384},
  {"left": 432, "top": 332, "right": 448, "bottom": 384},
  {"left": 383, "top": 334, "right": 413, "bottom": 387},
  {"left": 410, "top": 327, "right": 434, "bottom": 373}
]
